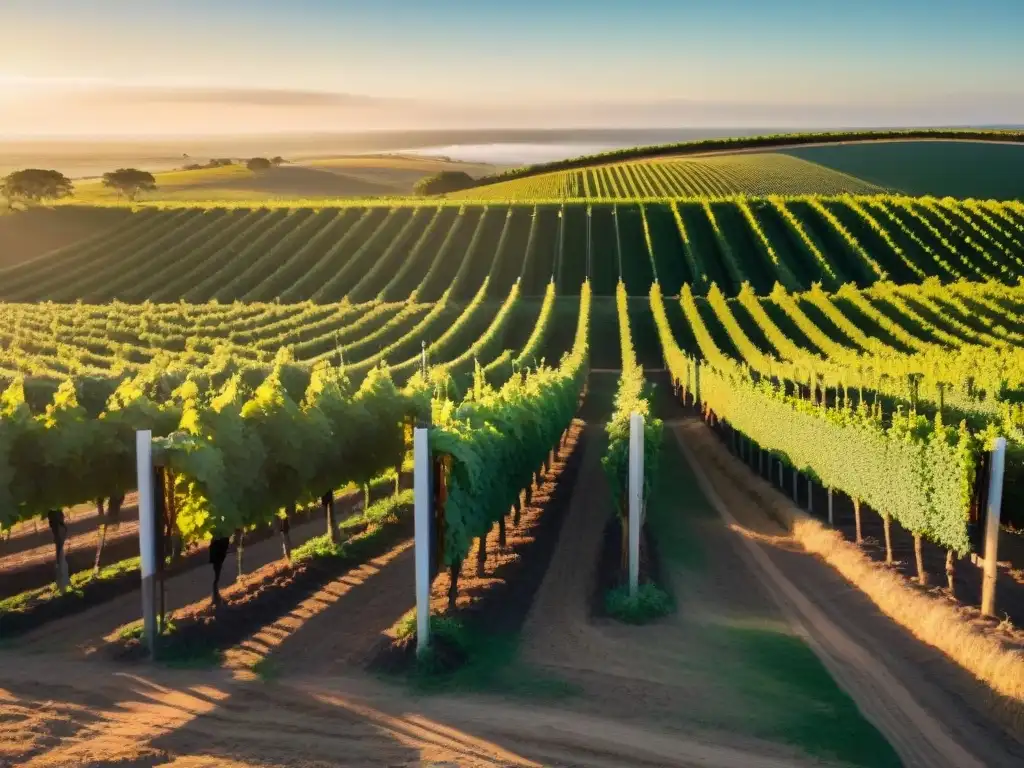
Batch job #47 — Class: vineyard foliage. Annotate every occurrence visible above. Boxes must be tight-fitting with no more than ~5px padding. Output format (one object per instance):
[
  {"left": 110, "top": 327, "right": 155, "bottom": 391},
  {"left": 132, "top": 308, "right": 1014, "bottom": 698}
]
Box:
[
  {"left": 161, "top": 363, "right": 426, "bottom": 541},
  {"left": 451, "top": 154, "right": 884, "bottom": 201},
  {"left": 602, "top": 282, "right": 663, "bottom": 521},
  {"left": 429, "top": 281, "right": 590, "bottom": 569},
  {"left": 4, "top": 196, "right": 1024, "bottom": 302},
  {"left": 652, "top": 276, "right": 1024, "bottom": 549},
  {"left": 0, "top": 285, "right": 573, "bottom": 539}
]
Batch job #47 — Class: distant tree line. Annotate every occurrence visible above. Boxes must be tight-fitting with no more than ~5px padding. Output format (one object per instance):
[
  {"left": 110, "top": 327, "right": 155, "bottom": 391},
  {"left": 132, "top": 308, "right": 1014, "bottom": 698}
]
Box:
[
  {"left": 181, "top": 156, "right": 285, "bottom": 171},
  {"left": 414, "top": 170, "right": 476, "bottom": 195},
  {"left": 2, "top": 169, "right": 74, "bottom": 204},
  {"left": 181, "top": 158, "right": 235, "bottom": 171}
]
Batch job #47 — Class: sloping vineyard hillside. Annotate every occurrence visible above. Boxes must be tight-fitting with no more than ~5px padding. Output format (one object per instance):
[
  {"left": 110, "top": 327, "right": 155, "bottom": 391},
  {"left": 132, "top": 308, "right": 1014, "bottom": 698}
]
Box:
[
  {"left": 4, "top": 195, "right": 1023, "bottom": 301},
  {"left": 783, "top": 141, "right": 1024, "bottom": 200},
  {"left": 0, "top": 290, "right": 567, "bottom": 390},
  {"left": 451, "top": 153, "right": 885, "bottom": 201}
]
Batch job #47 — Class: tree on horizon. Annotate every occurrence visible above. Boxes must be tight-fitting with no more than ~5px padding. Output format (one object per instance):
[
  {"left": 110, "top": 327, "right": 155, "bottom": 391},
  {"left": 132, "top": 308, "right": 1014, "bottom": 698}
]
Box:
[{"left": 102, "top": 168, "right": 157, "bottom": 202}]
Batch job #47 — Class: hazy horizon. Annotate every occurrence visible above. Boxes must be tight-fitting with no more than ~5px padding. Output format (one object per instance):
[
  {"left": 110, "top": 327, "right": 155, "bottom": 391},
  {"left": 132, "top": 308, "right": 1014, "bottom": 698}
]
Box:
[{"left": 2, "top": 0, "right": 1023, "bottom": 138}]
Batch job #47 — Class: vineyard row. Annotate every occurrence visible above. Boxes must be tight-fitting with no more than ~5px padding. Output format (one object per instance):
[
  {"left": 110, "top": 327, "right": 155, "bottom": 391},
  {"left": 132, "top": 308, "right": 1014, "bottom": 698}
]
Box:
[{"left": 3, "top": 197, "right": 1023, "bottom": 302}]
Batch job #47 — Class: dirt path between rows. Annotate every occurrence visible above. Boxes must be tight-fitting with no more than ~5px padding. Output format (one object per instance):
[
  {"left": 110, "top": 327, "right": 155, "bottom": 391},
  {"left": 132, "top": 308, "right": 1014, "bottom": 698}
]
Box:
[
  {"left": 232, "top": 539, "right": 416, "bottom": 674},
  {"left": 519, "top": 415, "right": 839, "bottom": 765},
  {"left": 674, "top": 417, "right": 1024, "bottom": 767}
]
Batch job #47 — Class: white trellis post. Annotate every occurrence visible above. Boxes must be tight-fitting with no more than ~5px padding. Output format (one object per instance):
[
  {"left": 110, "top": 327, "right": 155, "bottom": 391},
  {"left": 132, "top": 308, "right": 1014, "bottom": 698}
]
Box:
[
  {"left": 135, "top": 430, "right": 157, "bottom": 658},
  {"left": 981, "top": 437, "right": 1007, "bottom": 617},
  {"left": 629, "top": 412, "right": 644, "bottom": 597},
  {"left": 413, "top": 427, "right": 432, "bottom": 652}
]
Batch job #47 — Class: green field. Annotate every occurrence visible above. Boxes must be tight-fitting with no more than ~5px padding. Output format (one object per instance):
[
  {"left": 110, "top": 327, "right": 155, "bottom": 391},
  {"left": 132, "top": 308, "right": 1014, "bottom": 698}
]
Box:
[
  {"left": 782, "top": 140, "right": 1024, "bottom": 200},
  {"left": 452, "top": 153, "right": 885, "bottom": 200}
]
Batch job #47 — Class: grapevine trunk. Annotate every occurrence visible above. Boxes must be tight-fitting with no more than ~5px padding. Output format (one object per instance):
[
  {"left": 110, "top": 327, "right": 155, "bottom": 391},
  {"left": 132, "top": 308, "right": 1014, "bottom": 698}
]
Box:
[
  {"left": 235, "top": 529, "right": 245, "bottom": 580},
  {"left": 447, "top": 561, "right": 460, "bottom": 610},
  {"left": 280, "top": 506, "right": 293, "bottom": 564},
  {"left": 914, "top": 533, "right": 928, "bottom": 586},
  {"left": 210, "top": 536, "right": 230, "bottom": 605},
  {"left": 323, "top": 491, "right": 336, "bottom": 544},
  {"left": 93, "top": 498, "right": 107, "bottom": 576},
  {"left": 47, "top": 509, "right": 69, "bottom": 593},
  {"left": 476, "top": 534, "right": 486, "bottom": 577}
]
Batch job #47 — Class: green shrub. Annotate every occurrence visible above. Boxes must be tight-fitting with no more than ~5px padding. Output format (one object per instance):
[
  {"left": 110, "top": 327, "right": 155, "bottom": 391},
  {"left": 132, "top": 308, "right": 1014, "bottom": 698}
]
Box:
[
  {"left": 414, "top": 171, "right": 476, "bottom": 195},
  {"left": 605, "top": 583, "right": 672, "bottom": 624}
]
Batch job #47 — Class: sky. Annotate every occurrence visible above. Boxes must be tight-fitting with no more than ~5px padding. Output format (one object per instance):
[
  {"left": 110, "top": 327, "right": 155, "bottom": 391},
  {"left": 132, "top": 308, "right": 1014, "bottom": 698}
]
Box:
[{"left": 1, "top": 0, "right": 1023, "bottom": 137}]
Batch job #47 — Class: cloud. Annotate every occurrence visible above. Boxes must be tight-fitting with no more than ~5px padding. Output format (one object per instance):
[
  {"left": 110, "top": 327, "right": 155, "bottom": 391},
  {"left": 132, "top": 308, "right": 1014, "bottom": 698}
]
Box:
[
  {"left": 2, "top": 77, "right": 1022, "bottom": 136},
  {"left": 82, "top": 84, "right": 406, "bottom": 108}
]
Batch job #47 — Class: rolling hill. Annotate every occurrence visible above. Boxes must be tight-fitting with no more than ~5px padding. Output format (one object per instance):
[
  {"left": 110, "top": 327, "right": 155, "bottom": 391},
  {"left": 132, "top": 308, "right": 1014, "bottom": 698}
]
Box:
[
  {"left": 66, "top": 155, "right": 498, "bottom": 203},
  {"left": 781, "top": 141, "right": 1024, "bottom": 200},
  {"left": 450, "top": 153, "right": 885, "bottom": 200}
]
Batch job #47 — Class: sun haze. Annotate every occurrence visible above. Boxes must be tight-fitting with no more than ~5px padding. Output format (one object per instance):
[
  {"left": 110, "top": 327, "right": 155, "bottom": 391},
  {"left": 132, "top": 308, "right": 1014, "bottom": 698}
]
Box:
[{"left": 1, "top": 0, "right": 1023, "bottom": 137}]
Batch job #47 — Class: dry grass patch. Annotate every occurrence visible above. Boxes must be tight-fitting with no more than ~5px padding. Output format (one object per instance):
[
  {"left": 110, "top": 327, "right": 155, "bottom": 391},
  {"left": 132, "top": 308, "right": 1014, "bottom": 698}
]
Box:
[{"left": 746, "top": 464, "right": 1024, "bottom": 733}]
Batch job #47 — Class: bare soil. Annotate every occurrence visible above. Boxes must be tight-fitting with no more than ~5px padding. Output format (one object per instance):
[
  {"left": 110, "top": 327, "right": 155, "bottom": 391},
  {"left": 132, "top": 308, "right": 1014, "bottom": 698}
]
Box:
[{"left": 0, "top": 207, "right": 130, "bottom": 269}]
